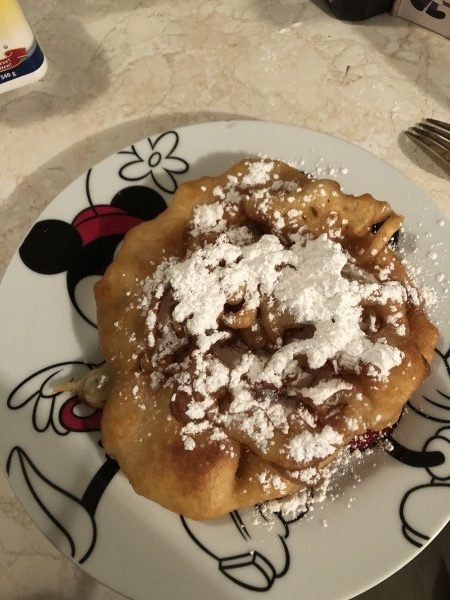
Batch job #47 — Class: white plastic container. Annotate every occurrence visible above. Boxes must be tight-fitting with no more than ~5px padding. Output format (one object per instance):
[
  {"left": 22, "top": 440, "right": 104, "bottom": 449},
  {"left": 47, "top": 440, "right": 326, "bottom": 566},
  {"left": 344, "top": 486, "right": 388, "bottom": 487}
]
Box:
[{"left": 0, "top": 0, "right": 47, "bottom": 94}]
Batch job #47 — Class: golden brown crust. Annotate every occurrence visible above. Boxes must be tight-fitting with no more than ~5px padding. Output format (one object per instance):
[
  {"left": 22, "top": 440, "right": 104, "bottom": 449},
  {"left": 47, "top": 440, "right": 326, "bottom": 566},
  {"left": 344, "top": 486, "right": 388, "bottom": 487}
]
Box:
[
  {"left": 101, "top": 377, "right": 299, "bottom": 519},
  {"left": 96, "top": 158, "right": 439, "bottom": 520},
  {"left": 96, "top": 163, "right": 302, "bottom": 518}
]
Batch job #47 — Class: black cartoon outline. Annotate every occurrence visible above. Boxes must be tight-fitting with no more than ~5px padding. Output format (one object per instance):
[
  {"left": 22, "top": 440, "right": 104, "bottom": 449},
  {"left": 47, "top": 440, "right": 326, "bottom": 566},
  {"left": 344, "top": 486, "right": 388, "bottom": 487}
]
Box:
[
  {"left": 118, "top": 130, "right": 189, "bottom": 193},
  {"left": 19, "top": 129, "right": 189, "bottom": 327},
  {"left": 7, "top": 358, "right": 308, "bottom": 590},
  {"left": 6, "top": 446, "right": 119, "bottom": 563},
  {"left": 6, "top": 136, "right": 189, "bottom": 564},
  {"left": 410, "top": 0, "right": 449, "bottom": 20},
  {"left": 180, "top": 507, "right": 305, "bottom": 592},
  {"left": 19, "top": 179, "right": 167, "bottom": 328},
  {"left": 180, "top": 431, "right": 395, "bottom": 592},
  {"left": 389, "top": 346, "right": 450, "bottom": 548},
  {"left": 7, "top": 361, "right": 101, "bottom": 435}
]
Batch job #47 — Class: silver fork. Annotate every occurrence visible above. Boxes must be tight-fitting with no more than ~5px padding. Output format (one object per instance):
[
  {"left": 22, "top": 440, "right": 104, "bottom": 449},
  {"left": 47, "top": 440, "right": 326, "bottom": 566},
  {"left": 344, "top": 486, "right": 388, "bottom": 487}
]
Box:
[{"left": 406, "top": 118, "right": 450, "bottom": 166}]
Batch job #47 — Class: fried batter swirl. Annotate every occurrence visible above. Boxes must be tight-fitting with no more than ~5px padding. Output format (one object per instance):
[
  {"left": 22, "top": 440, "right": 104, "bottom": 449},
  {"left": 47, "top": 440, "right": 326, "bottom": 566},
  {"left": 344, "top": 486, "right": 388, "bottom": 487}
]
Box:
[{"left": 96, "top": 159, "right": 438, "bottom": 519}]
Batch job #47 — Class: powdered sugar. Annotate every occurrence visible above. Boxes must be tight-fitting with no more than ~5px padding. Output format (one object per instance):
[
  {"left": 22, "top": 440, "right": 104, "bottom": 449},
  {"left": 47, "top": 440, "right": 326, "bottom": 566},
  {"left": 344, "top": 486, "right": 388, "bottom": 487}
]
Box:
[
  {"left": 257, "top": 471, "right": 287, "bottom": 493},
  {"left": 135, "top": 159, "right": 433, "bottom": 501},
  {"left": 180, "top": 419, "right": 211, "bottom": 450},
  {"left": 190, "top": 202, "right": 226, "bottom": 236},
  {"left": 301, "top": 379, "right": 353, "bottom": 405},
  {"left": 143, "top": 231, "right": 406, "bottom": 458},
  {"left": 288, "top": 426, "right": 343, "bottom": 463},
  {"left": 259, "top": 443, "right": 374, "bottom": 521},
  {"left": 146, "top": 230, "right": 404, "bottom": 387},
  {"left": 241, "top": 161, "right": 274, "bottom": 187}
]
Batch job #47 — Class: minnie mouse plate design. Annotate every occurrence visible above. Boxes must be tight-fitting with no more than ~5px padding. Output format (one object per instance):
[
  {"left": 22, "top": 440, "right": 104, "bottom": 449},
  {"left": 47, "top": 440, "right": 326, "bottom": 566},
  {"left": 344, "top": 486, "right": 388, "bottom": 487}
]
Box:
[{"left": 0, "top": 121, "right": 449, "bottom": 600}]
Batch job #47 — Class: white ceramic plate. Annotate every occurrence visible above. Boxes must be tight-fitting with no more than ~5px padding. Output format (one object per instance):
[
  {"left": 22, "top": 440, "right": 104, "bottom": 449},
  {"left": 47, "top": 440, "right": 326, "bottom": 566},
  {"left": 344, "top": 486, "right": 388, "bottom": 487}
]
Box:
[{"left": 1, "top": 121, "right": 449, "bottom": 600}]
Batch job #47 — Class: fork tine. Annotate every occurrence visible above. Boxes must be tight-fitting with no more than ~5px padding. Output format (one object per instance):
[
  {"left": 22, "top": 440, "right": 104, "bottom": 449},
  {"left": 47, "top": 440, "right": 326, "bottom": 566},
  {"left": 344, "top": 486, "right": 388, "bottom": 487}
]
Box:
[
  {"left": 426, "top": 118, "right": 450, "bottom": 134},
  {"left": 406, "top": 130, "right": 450, "bottom": 164},
  {"left": 412, "top": 125, "right": 450, "bottom": 152},
  {"left": 420, "top": 121, "right": 450, "bottom": 141}
]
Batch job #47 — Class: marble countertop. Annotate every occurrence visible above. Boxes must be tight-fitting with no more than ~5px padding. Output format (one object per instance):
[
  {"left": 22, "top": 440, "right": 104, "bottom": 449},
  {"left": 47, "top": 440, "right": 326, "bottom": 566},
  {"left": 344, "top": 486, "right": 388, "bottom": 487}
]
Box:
[{"left": 0, "top": 1, "right": 449, "bottom": 598}]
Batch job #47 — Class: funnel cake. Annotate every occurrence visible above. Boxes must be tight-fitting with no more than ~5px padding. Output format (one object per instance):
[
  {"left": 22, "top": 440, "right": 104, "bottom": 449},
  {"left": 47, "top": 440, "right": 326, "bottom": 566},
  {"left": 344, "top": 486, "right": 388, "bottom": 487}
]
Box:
[{"left": 95, "top": 159, "right": 438, "bottom": 520}]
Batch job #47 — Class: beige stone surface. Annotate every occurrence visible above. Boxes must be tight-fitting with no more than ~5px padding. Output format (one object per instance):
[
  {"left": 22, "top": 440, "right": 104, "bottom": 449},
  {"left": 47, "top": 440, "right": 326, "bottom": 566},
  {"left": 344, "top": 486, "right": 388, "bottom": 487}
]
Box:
[{"left": 0, "top": 0, "right": 449, "bottom": 598}]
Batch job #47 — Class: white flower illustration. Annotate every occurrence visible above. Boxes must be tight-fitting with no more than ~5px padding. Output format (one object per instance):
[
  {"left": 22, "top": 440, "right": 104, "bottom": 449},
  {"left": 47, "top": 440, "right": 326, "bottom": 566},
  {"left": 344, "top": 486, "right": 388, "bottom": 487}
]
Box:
[{"left": 118, "top": 130, "right": 189, "bottom": 193}]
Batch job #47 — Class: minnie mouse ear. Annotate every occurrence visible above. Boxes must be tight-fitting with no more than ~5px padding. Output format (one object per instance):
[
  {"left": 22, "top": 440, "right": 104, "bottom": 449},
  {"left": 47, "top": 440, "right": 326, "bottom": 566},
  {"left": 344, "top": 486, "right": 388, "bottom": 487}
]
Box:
[
  {"left": 19, "top": 219, "right": 83, "bottom": 275},
  {"left": 111, "top": 186, "right": 167, "bottom": 221}
]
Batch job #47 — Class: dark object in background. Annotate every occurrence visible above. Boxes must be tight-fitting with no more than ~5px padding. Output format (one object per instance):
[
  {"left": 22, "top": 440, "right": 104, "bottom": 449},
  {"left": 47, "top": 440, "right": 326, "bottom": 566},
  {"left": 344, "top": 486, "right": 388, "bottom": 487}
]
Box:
[{"left": 325, "top": 0, "right": 394, "bottom": 20}]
